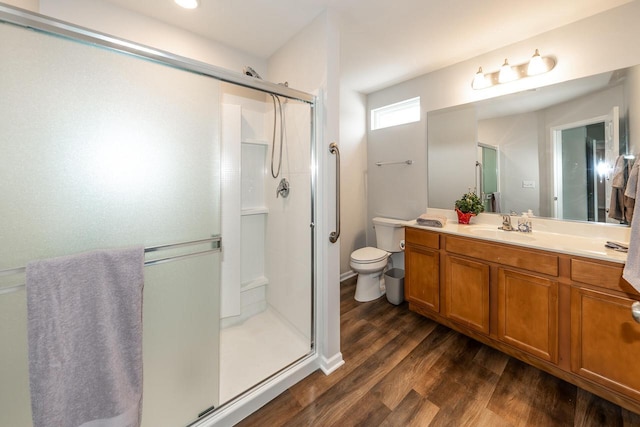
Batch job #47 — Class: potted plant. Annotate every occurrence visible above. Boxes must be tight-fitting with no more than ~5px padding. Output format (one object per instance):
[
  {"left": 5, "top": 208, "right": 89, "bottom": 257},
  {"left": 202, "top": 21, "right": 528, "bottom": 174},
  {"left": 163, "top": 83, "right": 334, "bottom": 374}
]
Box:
[{"left": 454, "top": 190, "right": 484, "bottom": 224}]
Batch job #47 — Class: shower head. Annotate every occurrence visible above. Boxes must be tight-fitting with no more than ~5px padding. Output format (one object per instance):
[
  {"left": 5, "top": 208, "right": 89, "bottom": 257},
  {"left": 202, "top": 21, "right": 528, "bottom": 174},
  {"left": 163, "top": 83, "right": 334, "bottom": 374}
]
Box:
[{"left": 243, "top": 66, "right": 262, "bottom": 79}]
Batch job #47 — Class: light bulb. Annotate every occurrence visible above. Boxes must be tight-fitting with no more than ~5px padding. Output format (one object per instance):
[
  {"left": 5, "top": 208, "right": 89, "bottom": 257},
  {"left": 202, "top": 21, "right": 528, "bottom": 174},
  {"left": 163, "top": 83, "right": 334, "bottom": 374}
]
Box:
[
  {"left": 498, "top": 59, "right": 516, "bottom": 84},
  {"left": 472, "top": 67, "right": 488, "bottom": 89},
  {"left": 175, "top": 0, "right": 199, "bottom": 9},
  {"left": 527, "top": 49, "right": 546, "bottom": 76}
]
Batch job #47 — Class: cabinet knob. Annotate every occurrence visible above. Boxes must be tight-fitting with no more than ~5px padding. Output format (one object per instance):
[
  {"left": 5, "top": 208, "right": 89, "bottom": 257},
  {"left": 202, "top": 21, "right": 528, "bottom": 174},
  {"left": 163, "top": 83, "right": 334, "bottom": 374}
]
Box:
[{"left": 632, "top": 301, "right": 640, "bottom": 324}]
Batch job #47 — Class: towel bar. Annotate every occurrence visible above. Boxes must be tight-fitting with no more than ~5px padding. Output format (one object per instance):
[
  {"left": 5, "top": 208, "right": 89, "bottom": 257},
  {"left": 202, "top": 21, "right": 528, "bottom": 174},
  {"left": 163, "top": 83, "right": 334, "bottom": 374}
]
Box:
[
  {"left": 0, "top": 235, "right": 222, "bottom": 295},
  {"left": 375, "top": 160, "right": 413, "bottom": 166}
]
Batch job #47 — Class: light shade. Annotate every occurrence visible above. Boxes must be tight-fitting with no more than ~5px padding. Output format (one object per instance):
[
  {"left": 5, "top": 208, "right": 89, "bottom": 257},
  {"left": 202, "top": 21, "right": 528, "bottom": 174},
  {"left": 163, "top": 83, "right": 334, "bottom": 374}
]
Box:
[
  {"left": 498, "top": 59, "right": 516, "bottom": 84},
  {"left": 527, "top": 49, "right": 546, "bottom": 76},
  {"left": 175, "top": 0, "right": 199, "bottom": 9},
  {"left": 472, "top": 67, "right": 488, "bottom": 90}
]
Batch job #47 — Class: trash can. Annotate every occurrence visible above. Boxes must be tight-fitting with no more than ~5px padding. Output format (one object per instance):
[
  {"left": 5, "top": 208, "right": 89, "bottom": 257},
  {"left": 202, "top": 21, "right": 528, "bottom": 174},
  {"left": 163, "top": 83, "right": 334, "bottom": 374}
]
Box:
[{"left": 384, "top": 268, "right": 405, "bottom": 305}]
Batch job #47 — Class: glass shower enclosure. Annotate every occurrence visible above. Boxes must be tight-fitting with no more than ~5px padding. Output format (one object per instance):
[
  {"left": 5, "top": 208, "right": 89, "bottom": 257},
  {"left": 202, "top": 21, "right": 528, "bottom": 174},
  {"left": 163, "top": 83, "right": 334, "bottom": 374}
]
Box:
[{"left": 0, "top": 7, "right": 315, "bottom": 427}]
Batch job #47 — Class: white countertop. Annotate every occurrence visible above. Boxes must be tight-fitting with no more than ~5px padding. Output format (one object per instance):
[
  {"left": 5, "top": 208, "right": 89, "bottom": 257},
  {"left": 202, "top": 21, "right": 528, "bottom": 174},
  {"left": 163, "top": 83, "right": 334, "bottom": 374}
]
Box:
[{"left": 405, "top": 210, "right": 631, "bottom": 264}]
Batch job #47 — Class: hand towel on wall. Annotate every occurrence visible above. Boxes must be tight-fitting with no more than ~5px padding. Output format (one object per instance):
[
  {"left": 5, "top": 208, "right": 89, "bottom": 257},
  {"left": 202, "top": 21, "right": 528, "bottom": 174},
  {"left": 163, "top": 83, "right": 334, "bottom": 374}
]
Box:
[
  {"left": 624, "top": 164, "right": 640, "bottom": 292},
  {"left": 26, "top": 247, "right": 145, "bottom": 427},
  {"left": 609, "top": 156, "right": 626, "bottom": 221},
  {"left": 624, "top": 157, "right": 639, "bottom": 223}
]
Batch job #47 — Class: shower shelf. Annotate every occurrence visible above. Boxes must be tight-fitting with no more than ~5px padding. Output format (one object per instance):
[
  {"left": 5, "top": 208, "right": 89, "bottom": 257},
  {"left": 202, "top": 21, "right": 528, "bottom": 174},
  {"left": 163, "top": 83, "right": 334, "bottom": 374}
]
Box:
[
  {"left": 241, "top": 276, "right": 269, "bottom": 290},
  {"left": 241, "top": 138, "right": 269, "bottom": 146},
  {"left": 241, "top": 208, "right": 269, "bottom": 216}
]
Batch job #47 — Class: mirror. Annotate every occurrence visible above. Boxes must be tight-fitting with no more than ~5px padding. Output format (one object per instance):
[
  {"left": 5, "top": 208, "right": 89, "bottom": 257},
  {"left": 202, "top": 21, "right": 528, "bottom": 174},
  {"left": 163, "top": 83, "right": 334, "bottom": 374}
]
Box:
[{"left": 427, "top": 65, "right": 639, "bottom": 225}]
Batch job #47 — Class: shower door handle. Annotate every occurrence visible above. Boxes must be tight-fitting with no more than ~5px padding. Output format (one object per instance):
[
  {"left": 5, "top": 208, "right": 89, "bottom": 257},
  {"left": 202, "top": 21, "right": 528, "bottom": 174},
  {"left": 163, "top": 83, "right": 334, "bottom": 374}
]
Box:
[{"left": 329, "top": 142, "right": 340, "bottom": 243}]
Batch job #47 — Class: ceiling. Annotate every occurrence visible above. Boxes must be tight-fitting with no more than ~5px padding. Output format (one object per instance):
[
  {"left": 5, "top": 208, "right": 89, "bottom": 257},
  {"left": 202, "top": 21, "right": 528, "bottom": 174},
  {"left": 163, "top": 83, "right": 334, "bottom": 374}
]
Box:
[{"left": 103, "top": 0, "right": 631, "bottom": 94}]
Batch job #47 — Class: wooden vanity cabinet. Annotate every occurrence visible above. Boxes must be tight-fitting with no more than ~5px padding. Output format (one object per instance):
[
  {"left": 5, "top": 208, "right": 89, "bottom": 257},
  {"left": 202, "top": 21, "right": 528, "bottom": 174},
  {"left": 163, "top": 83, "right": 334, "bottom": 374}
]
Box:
[
  {"left": 570, "top": 259, "right": 640, "bottom": 402},
  {"left": 444, "top": 255, "right": 489, "bottom": 334},
  {"left": 443, "top": 234, "right": 559, "bottom": 346},
  {"left": 404, "top": 228, "right": 440, "bottom": 312},
  {"left": 570, "top": 286, "right": 640, "bottom": 401},
  {"left": 405, "top": 226, "right": 640, "bottom": 414},
  {"left": 497, "top": 268, "right": 558, "bottom": 363}
]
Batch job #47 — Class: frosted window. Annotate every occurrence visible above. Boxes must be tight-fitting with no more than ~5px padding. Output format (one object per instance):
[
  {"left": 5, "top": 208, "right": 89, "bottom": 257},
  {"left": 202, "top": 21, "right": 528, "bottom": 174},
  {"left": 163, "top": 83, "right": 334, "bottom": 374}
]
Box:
[{"left": 371, "top": 96, "right": 420, "bottom": 130}]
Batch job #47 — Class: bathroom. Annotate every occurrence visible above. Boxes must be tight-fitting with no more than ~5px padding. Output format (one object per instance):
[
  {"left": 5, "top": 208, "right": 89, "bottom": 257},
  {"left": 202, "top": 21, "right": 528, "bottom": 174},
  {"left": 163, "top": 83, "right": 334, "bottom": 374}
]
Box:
[{"left": 1, "top": 0, "right": 640, "bottom": 426}]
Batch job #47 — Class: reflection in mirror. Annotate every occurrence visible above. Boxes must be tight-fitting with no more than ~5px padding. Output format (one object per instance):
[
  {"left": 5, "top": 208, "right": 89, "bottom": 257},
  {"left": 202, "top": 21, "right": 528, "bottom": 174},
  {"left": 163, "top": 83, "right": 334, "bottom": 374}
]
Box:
[
  {"left": 478, "top": 143, "right": 499, "bottom": 212},
  {"left": 427, "top": 65, "right": 640, "bottom": 226}
]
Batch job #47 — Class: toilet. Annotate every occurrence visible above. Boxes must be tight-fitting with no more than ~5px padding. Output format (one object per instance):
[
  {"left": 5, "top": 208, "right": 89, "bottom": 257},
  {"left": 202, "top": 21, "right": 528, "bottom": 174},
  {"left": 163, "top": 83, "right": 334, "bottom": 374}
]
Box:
[{"left": 350, "top": 217, "right": 405, "bottom": 302}]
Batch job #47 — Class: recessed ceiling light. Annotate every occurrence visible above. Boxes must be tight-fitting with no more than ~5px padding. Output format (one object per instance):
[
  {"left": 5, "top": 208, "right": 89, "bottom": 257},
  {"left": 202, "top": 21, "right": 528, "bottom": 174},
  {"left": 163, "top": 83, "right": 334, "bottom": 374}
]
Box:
[{"left": 175, "top": 0, "right": 199, "bottom": 9}]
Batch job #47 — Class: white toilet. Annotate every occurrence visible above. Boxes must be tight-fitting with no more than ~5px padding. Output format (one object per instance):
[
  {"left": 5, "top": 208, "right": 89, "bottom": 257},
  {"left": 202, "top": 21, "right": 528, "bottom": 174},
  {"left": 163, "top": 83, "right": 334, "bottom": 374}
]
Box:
[{"left": 350, "top": 217, "right": 405, "bottom": 302}]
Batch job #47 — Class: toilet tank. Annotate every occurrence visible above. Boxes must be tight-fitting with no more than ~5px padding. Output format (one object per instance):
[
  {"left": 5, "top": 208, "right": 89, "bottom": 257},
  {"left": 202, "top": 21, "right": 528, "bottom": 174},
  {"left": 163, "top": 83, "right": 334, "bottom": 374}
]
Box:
[{"left": 373, "top": 217, "right": 405, "bottom": 252}]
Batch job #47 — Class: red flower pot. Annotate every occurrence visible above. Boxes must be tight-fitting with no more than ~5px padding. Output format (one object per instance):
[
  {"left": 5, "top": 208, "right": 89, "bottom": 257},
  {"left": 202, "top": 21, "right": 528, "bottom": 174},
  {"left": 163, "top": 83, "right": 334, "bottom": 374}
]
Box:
[{"left": 455, "top": 208, "right": 475, "bottom": 224}]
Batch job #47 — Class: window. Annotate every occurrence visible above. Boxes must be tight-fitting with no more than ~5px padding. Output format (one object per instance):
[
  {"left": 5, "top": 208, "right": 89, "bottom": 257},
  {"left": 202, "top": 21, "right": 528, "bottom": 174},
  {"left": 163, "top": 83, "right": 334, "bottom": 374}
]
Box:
[{"left": 371, "top": 97, "right": 420, "bottom": 130}]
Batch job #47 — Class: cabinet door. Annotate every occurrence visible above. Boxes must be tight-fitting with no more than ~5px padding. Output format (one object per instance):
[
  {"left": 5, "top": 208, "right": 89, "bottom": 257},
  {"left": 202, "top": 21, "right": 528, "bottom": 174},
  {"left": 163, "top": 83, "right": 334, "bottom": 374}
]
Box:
[
  {"left": 405, "top": 244, "right": 440, "bottom": 312},
  {"left": 444, "top": 255, "right": 489, "bottom": 334},
  {"left": 497, "top": 269, "right": 558, "bottom": 363},
  {"left": 571, "top": 287, "right": 640, "bottom": 400}
]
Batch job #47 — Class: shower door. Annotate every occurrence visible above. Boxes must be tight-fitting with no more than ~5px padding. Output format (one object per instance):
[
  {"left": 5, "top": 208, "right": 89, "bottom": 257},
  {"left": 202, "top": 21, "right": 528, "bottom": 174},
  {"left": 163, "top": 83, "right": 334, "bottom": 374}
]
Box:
[{"left": 0, "top": 22, "right": 222, "bottom": 427}]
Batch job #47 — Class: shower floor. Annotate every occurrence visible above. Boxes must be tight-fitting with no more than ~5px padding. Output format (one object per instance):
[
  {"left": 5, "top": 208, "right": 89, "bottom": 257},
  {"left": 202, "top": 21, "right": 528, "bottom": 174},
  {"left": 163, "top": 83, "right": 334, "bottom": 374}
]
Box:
[{"left": 219, "top": 307, "right": 310, "bottom": 404}]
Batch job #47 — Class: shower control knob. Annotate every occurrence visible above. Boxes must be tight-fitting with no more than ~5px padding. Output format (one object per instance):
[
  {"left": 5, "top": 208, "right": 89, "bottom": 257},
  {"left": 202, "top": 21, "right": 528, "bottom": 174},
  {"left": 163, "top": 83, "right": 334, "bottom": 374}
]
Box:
[{"left": 276, "top": 178, "right": 290, "bottom": 198}]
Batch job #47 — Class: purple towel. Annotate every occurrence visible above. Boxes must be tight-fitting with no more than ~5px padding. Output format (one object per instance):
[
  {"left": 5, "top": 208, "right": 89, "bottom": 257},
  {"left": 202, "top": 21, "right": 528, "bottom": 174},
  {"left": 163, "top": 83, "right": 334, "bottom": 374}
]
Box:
[{"left": 26, "top": 247, "right": 145, "bottom": 427}]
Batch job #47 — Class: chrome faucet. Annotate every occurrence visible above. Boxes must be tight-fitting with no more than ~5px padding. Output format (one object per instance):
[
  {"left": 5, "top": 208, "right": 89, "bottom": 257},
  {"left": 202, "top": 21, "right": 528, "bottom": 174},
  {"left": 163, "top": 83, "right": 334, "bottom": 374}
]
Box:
[{"left": 501, "top": 214, "right": 514, "bottom": 231}]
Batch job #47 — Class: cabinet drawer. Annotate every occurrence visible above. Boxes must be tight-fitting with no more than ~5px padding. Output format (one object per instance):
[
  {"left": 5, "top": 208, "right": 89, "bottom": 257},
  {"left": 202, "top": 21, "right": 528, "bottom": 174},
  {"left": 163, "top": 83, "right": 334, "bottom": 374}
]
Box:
[
  {"left": 571, "top": 259, "right": 636, "bottom": 295},
  {"left": 445, "top": 236, "right": 558, "bottom": 276},
  {"left": 406, "top": 227, "right": 440, "bottom": 249}
]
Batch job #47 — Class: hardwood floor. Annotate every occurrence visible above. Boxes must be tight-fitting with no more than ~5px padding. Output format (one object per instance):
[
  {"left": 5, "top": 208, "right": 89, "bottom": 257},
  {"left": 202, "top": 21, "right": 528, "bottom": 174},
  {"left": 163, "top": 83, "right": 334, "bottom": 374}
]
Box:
[{"left": 237, "top": 277, "right": 640, "bottom": 426}]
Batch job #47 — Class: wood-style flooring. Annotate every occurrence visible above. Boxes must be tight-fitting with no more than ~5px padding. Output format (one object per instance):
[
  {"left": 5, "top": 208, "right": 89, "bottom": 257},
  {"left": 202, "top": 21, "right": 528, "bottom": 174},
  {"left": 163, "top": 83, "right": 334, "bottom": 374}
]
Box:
[{"left": 237, "top": 277, "right": 640, "bottom": 426}]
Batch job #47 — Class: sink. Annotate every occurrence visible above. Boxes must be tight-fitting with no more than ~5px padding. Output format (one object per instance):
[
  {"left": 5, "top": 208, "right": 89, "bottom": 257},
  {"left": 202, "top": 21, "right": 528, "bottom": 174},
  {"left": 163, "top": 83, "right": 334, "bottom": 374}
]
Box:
[
  {"left": 467, "top": 228, "right": 501, "bottom": 238},
  {"left": 467, "top": 227, "right": 535, "bottom": 242},
  {"left": 504, "top": 232, "right": 536, "bottom": 243}
]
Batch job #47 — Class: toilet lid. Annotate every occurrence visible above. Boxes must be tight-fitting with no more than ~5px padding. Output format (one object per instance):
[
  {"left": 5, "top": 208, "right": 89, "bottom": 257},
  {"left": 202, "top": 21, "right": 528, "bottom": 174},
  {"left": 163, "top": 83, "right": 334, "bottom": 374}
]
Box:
[{"left": 351, "top": 247, "right": 389, "bottom": 264}]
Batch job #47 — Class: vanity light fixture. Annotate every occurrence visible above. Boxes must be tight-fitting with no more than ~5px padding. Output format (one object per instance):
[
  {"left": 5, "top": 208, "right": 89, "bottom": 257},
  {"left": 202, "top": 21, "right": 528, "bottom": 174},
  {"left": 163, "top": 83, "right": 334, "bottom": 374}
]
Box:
[
  {"left": 175, "top": 0, "right": 199, "bottom": 9},
  {"left": 472, "top": 49, "right": 556, "bottom": 90}
]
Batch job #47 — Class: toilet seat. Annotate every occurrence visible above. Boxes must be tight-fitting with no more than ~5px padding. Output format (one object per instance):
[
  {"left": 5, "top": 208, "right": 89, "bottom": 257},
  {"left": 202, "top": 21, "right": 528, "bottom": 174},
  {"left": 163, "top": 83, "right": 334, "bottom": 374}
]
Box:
[{"left": 350, "top": 247, "right": 389, "bottom": 264}]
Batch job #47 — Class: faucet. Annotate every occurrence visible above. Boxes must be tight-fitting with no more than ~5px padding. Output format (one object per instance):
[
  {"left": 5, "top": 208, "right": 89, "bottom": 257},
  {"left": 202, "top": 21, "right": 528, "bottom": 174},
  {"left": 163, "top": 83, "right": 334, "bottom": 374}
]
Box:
[{"left": 501, "top": 214, "right": 514, "bottom": 231}]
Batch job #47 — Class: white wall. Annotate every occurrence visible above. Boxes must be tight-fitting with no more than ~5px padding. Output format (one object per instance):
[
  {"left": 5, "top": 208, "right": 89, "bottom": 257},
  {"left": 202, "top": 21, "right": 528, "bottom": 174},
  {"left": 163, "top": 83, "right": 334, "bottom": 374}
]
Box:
[
  {"left": 268, "top": 9, "right": 343, "bottom": 373},
  {"left": 366, "top": 1, "right": 640, "bottom": 242},
  {"left": 338, "top": 88, "right": 368, "bottom": 276}
]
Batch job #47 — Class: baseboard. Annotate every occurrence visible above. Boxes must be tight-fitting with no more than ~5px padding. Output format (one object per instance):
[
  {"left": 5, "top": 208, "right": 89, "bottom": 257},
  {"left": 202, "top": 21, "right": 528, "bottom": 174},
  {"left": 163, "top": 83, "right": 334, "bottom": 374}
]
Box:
[
  {"left": 319, "top": 352, "right": 345, "bottom": 375},
  {"left": 340, "top": 270, "right": 357, "bottom": 282}
]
